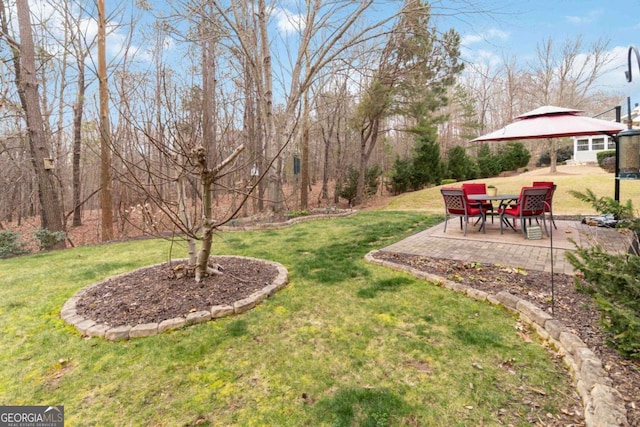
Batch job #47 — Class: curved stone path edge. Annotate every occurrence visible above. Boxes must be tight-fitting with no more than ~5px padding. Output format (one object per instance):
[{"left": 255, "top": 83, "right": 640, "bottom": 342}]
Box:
[
  {"left": 365, "top": 250, "right": 628, "bottom": 427},
  {"left": 60, "top": 256, "right": 289, "bottom": 341},
  {"left": 218, "top": 210, "right": 355, "bottom": 231}
]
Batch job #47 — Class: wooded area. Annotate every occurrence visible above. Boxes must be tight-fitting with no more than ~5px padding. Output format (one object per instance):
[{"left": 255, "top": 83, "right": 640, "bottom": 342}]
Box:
[{"left": 0, "top": 0, "right": 623, "bottom": 250}]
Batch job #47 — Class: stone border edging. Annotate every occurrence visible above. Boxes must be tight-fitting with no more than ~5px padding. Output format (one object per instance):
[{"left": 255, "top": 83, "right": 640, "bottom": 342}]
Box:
[
  {"left": 365, "top": 250, "right": 628, "bottom": 427},
  {"left": 218, "top": 210, "right": 355, "bottom": 231},
  {"left": 60, "top": 256, "right": 289, "bottom": 341}
]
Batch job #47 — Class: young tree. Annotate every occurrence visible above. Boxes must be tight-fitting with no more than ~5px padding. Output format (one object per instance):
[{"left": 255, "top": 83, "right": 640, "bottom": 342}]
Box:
[{"left": 68, "top": 7, "right": 94, "bottom": 227}]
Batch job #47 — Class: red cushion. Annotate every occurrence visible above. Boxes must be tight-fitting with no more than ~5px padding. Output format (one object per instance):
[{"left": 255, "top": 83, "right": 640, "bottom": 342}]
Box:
[
  {"left": 532, "top": 181, "right": 553, "bottom": 188},
  {"left": 461, "top": 183, "right": 487, "bottom": 194},
  {"left": 467, "top": 206, "right": 483, "bottom": 215}
]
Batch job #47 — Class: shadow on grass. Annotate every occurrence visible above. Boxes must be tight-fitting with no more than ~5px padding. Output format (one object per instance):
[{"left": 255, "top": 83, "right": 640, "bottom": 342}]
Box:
[
  {"left": 225, "top": 319, "right": 249, "bottom": 337},
  {"left": 314, "top": 387, "right": 411, "bottom": 427},
  {"left": 452, "top": 324, "right": 505, "bottom": 349},
  {"left": 357, "top": 276, "right": 414, "bottom": 299},
  {"left": 293, "top": 214, "right": 433, "bottom": 285}
]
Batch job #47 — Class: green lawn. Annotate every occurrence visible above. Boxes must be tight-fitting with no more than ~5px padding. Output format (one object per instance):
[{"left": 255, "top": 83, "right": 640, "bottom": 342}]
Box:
[
  {"left": 1, "top": 211, "right": 578, "bottom": 426},
  {"left": 383, "top": 165, "right": 640, "bottom": 216}
]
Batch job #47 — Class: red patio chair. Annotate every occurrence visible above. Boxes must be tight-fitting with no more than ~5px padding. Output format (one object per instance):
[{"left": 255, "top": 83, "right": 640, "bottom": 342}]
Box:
[
  {"left": 498, "top": 186, "right": 549, "bottom": 238},
  {"left": 461, "top": 183, "right": 494, "bottom": 223},
  {"left": 440, "top": 187, "right": 486, "bottom": 235},
  {"left": 532, "top": 181, "right": 557, "bottom": 229}
]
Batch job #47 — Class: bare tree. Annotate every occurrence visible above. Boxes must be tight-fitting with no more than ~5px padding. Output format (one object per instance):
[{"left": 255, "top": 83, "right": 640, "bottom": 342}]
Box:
[
  {"left": 3, "top": 0, "right": 66, "bottom": 246},
  {"left": 97, "top": 0, "right": 114, "bottom": 240},
  {"left": 528, "top": 36, "right": 614, "bottom": 172},
  {"left": 210, "top": 0, "right": 400, "bottom": 211}
]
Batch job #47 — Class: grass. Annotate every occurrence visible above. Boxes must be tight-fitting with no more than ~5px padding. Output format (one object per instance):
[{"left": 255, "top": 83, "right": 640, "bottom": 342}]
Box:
[
  {"left": 383, "top": 165, "right": 640, "bottom": 216},
  {"left": 0, "top": 211, "right": 578, "bottom": 426}
]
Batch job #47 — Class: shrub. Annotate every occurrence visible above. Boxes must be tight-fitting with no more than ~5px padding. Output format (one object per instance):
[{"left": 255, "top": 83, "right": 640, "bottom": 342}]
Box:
[
  {"left": 0, "top": 230, "right": 29, "bottom": 258},
  {"left": 476, "top": 143, "right": 501, "bottom": 178},
  {"left": 497, "top": 142, "right": 530, "bottom": 171},
  {"left": 387, "top": 157, "right": 413, "bottom": 195},
  {"left": 596, "top": 150, "right": 616, "bottom": 168},
  {"left": 569, "top": 188, "right": 634, "bottom": 221},
  {"left": 338, "top": 165, "right": 382, "bottom": 205},
  {"left": 387, "top": 127, "right": 444, "bottom": 194},
  {"left": 567, "top": 188, "right": 640, "bottom": 358},
  {"left": 33, "top": 228, "right": 67, "bottom": 251},
  {"left": 536, "top": 145, "right": 574, "bottom": 167},
  {"left": 597, "top": 150, "right": 616, "bottom": 171},
  {"left": 411, "top": 130, "right": 444, "bottom": 188},
  {"left": 567, "top": 246, "right": 640, "bottom": 358}
]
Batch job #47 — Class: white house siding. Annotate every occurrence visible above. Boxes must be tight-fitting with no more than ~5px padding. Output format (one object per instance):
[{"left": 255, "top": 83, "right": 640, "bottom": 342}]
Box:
[{"left": 573, "top": 135, "right": 615, "bottom": 163}]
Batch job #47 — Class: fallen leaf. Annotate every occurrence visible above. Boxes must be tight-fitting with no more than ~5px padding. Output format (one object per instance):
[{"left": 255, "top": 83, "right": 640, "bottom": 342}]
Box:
[
  {"left": 530, "top": 387, "right": 547, "bottom": 396},
  {"left": 518, "top": 331, "right": 532, "bottom": 342}
]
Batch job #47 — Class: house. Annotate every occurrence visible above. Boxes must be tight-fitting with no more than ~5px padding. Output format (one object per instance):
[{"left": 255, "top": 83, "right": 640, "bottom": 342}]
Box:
[
  {"left": 571, "top": 104, "right": 640, "bottom": 164},
  {"left": 572, "top": 134, "right": 616, "bottom": 163}
]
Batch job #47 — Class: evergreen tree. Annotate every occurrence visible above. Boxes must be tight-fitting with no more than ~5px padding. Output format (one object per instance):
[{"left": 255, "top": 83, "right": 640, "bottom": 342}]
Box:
[
  {"left": 498, "top": 142, "right": 531, "bottom": 171},
  {"left": 476, "top": 143, "right": 501, "bottom": 178},
  {"left": 446, "top": 146, "right": 478, "bottom": 181},
  {"left": 388, "top": 157, "right": 413, "bottom": 195},
  {"left": 411, "top": 123, "right": 443, "bottom": 188}
]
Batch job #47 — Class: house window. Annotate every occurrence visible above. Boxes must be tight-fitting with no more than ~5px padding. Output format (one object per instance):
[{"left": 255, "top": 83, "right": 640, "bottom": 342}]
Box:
[
  {"left": 577, "top": 139, "right": 589, "bottom": 151},
  {"left": 592, "top": 138, "right": 605, "bottom": 151},
  {"left": 607, "top": 138, "right": 616, "bottom": 150}
]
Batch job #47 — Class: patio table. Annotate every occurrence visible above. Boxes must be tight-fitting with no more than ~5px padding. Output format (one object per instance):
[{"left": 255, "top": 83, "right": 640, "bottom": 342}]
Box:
[{"left": 468, "top": 193, "right": 520, "bottom": 231}]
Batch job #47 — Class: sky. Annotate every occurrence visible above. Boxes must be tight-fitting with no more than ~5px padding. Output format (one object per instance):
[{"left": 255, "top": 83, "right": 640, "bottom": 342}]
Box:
[
  {"left": 22, "top": 0, "right": 640, "bottom": 118},
  {"left": 433, "top": 0, "right": 640, "bottom": 114}
]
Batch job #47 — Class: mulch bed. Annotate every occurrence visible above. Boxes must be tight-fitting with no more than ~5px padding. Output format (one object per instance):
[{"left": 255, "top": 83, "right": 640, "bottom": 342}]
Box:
[
  {"left": 75, "top": 257, "right": 279, "bottom": 327},
  {"left": 371, "top": 251, "right": 639, "bottom": 427}
]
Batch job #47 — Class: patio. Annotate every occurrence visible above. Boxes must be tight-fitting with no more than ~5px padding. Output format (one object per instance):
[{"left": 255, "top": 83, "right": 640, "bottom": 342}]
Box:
[{"left": 379, "top": 218, "right": 634, "bottom": 275}]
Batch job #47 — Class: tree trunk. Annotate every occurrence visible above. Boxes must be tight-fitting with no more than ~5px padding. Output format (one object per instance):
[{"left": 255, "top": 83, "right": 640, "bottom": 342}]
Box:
[
  {"left": 15, "top": 0, "right": 65, "bottom": 246},
  {"left": 300, "top": 91, "right": 310, "bottom": 210},
  {"left": 193, "top": 144, "right": 244, "bottom": 282},
  {"left": 195, "top": 174, "right": 214, "bottom": 283},
  {"left": 549, "top": 138, "right": 558, "bottom": 173},
  {"left": 321, "top": 134, "right": 330, "bottom": 201},
  {"left": 72, "top": 56, "right": 85, "bottom": 227},
  {"left": 355, "top": 117, "right": 379, "bottom": 205},
  {"left": 98, "top": 0, "right": 114, "bottom": 241}
]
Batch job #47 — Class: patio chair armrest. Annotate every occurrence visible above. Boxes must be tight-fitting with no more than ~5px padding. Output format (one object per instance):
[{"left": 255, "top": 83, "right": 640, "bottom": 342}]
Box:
[{"left": 498, "top": 199, "right": 518, "bottom": 211}]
